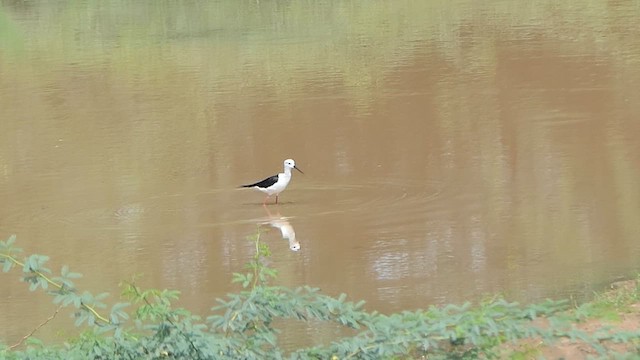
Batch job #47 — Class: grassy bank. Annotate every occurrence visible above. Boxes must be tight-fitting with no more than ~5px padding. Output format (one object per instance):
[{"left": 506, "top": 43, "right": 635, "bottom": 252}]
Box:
[
  {"left": 1, "top": 234, "right": 639, "bottom": 359},
  {"left": 506, "top": 278, "right": 640, "bottom": 359}
]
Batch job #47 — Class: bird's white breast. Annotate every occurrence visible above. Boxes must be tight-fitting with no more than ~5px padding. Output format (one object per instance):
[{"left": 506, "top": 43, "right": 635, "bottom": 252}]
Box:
[{"left": 265, "top": 173, "right": 291, "bottom": 195}]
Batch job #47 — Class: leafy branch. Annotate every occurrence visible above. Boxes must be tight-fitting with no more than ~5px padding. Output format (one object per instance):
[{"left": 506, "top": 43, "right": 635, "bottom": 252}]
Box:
[
  {"left": 0, "top": 235, "right": 127, "bottom": 329},
  {"left": 2, "top": 233, "right": 640, "bottom": 359},
  {"left": 121, "top": 279, "right": 203, "bottom": 358}
]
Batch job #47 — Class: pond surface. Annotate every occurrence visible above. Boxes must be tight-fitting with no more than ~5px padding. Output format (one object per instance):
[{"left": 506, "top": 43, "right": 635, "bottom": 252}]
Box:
[{"left": 1, "top": 0, "right": 640, "bottom": 348}]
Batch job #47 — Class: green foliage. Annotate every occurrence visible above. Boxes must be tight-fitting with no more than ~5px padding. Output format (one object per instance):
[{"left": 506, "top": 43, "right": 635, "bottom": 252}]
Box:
[
  {"left": 0, "top": 235, "right": 114, "bottom": 328},
  {"left": 2, "top": 234, "right": 640, "bottom": 359},
  {"left": 572, "top": 277, "right": 640, "bottom": 325}
]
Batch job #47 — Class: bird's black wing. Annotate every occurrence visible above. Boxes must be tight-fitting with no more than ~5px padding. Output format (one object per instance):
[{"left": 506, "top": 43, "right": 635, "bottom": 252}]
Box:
[{"left": 240, "top": 175, "right": 279, "bottom": 189}]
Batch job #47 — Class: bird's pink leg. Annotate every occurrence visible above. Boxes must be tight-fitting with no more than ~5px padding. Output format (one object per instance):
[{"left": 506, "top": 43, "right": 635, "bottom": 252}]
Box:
[
  {"left": 275, "top": 195, "right": 278, "bottom": 204},
  {"left": 263, "top": 196, "right": 269, "bottom": 206}
]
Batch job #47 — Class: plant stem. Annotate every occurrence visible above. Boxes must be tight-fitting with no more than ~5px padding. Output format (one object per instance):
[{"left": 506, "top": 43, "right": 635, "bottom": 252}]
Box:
[
  {"left": 252, "top": 232, "right": 261, "bottom": 289},
  {"left": 9, "top": 305, "right": 62, "bottom": 350}
]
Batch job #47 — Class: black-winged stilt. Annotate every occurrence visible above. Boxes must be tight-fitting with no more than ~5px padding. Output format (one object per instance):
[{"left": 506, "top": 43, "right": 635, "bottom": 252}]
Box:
[{"left": 240, "top": 159, "right": 303, "bottom": 205}]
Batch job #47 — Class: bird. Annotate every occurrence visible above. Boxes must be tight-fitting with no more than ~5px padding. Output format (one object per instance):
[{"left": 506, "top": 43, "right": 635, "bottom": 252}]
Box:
[{"left": 240, "top": 159, "right": 303, "bottom": 205}]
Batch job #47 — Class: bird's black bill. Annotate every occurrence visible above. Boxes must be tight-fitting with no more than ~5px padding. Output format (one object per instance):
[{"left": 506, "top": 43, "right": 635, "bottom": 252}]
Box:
[{"left": 294, "top": 166, "right": 304, "bottom": 174}]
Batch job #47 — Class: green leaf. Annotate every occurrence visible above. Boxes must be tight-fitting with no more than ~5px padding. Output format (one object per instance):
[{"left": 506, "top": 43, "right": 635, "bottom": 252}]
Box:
[
  {"left": 232, "top": 273, "right": 247, "bottom": 284},
  {"left": 163, "top": 289, "right": 181, "bottom": 300},
  {"left": 39, "top": 277, "right": 48, "bottom": 290},
  {"left": 73, "top": 295, "right": 82, "bottom": 308},
  {"left": 66, "top": 271, "right": 82, "bottom": 279},
  {"left": 74, "top": 313, "right": 86, "bottom": 327},
  {"left": 81, "top": 291, "right": 94, "bottom": 304},
  {"left": 110, "top": 302, "right": 130, "bottom": 322},
  {"left": 2, "top": 260, "right": 12, "bottom": 273},
  {"left": 54, "top": 277, "right": 75, "bottom": 289},
  {"left": 6, "top": 234, "right": 17, "bottom": 247},
  {"left": 24, "top": 257, "right": 35, "bottom": 272},
  {"left": 111, "top": 302, "right": 129, "bottom": 311},
  {"left": 62, "top": 294, "right": 77, "bottom": 307},
  {"left": 36, "top": 255, "right": 50, "bottom": 267},
  {"left": 95, "top": 292, "right": 110, "bottom": 301},
  {"left": 25, "top": 336, "right": 43, "bottom": 347}
]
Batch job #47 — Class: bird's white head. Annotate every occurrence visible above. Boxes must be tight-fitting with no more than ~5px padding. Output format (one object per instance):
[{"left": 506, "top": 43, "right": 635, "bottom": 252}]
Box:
[{"left": 284, "top": 159, "right": 304, "bottom": 174}]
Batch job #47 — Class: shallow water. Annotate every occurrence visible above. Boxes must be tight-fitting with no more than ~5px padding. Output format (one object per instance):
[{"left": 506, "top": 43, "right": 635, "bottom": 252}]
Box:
[{"left": 1, "top": 0, "right": 640, "bottom": 348}]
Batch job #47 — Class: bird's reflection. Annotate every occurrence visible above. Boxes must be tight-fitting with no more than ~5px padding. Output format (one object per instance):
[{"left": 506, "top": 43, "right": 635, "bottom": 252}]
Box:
[{"left": 262, "top": 206, "right": 300, "bottom": 251}]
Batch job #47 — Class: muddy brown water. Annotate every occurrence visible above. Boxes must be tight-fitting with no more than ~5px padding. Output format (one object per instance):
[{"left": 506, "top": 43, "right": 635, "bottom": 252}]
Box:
[{"left": 1, "top": 0, "right": 640, "bottom": 348}]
